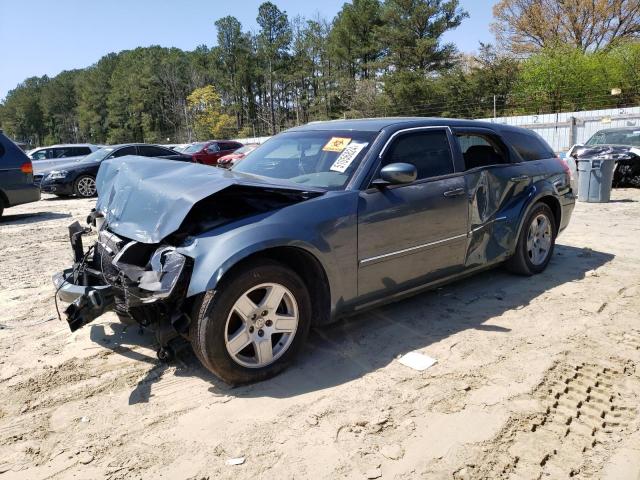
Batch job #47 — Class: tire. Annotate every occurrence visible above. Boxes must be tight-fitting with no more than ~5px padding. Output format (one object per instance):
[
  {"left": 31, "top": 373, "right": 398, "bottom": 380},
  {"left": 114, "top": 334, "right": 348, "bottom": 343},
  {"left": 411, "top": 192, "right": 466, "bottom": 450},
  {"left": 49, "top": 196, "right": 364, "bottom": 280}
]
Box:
[
  {"left": 74, "top": 175, "right": 97, "bottom": 198},
  {"left": 506, "top": 202, "right": 557, "bottom": 276},
  {"left": 190, "top": 259, "right": 311, "bottom": 385},
  {"left": 0, "top": 197, "right": 4, "bottom": 218}
]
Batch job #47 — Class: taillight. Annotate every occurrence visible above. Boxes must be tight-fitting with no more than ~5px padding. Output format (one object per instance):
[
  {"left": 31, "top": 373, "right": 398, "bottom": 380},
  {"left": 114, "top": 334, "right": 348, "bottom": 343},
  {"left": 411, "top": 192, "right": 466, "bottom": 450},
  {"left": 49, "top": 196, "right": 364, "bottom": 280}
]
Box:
[
  {"left": 20, "top": 162, "right": 33, "bottom": 174},
  {"left": 556, "top": 156, "right": 571, "bottom": 179}
]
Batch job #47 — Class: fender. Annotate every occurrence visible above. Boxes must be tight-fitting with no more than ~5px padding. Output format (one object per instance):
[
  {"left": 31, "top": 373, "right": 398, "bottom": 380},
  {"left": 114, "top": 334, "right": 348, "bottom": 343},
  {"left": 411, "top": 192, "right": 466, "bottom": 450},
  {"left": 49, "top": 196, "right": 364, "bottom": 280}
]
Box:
[
  {"left": 511, "top": 179, "right": 562, "bottom": 255},
  {"left": 176, "top": 191, "right": 359, "bottom": 314}
]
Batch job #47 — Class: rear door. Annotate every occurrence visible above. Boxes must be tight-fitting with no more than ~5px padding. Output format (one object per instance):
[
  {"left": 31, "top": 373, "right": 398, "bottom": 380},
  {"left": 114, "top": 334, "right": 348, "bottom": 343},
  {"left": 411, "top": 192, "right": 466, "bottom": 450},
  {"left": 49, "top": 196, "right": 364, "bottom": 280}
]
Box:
[
  {"left": 452, "top": 127, "right": 539, "bottom": 267},
  {"left": 357, "top": 127, "right": 469, "bottom": 299}
]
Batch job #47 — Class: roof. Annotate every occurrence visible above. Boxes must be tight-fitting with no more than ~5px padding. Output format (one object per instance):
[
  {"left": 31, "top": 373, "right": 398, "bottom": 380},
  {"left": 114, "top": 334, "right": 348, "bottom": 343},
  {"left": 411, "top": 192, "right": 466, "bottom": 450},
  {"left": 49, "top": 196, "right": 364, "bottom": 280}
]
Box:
[
  {"left": 289, "top": 117, "right": 505, "bottom": 132},
  {"left": 33, "top": 143, "right": 97, "bottom": 149}
]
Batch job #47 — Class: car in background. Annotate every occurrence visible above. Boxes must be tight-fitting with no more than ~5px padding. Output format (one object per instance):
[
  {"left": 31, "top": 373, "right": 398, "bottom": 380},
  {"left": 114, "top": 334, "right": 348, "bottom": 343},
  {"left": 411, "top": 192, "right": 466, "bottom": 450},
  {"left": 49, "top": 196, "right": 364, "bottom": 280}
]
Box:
[
  {"left": 54, "top": 118, "right": 574, "bottom": 384},
  {"left": 39, "top": 144, "right": 191, "bottom": 198},
  {"left": 163, "top": 143, "right": 190, "bottom": 152},
  {"left": 217, "top": 143, "right": 260, "bottom": 169},
  {"left": 183, "top": 140, "right": 243, "bottom": 166},
  {"left": 0, "top": 131, "right": 40, "bottom": 217},
  {"left": 28, "top": 144, "right": 101, "bottom": 177},
  {"left": 568, "top": 127, "right": 640, "bottom": 188}
]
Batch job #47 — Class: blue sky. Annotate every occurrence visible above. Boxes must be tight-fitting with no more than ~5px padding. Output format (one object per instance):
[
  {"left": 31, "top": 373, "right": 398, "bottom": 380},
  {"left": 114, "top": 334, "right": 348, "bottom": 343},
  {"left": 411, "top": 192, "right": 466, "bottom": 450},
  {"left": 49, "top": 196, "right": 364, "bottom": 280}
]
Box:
[{"left": 0, "top": 0, "right": 498, "bottom": 100}]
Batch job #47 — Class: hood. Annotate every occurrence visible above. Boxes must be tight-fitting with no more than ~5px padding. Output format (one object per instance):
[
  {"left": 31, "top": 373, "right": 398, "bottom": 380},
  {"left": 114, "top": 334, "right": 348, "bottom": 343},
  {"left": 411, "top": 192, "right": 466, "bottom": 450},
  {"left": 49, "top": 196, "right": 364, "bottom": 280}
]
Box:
[
  {"left": 573, "top": 144, "right": 640, "bottom": 160},
  {"left": 96, "top": 156, "right": 323, "bottom": 244}
]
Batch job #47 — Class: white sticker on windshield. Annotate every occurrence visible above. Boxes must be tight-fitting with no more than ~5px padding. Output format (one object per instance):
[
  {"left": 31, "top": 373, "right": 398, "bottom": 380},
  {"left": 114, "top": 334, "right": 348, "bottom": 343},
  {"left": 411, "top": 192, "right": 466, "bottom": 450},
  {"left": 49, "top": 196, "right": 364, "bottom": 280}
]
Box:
[{"left": 330, "top": 142, "right": 368, "bottom": 173}]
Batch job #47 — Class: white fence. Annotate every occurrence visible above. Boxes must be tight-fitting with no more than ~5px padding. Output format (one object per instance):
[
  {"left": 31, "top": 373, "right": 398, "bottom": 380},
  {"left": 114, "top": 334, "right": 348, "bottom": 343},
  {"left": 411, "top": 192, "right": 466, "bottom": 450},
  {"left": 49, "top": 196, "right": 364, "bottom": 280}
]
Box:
[
  {"left": 234, "top": 108, "right": 640, "bottom": 154},
  {"left": 481, "top": 106, "right": 640, "bottom": 153}
]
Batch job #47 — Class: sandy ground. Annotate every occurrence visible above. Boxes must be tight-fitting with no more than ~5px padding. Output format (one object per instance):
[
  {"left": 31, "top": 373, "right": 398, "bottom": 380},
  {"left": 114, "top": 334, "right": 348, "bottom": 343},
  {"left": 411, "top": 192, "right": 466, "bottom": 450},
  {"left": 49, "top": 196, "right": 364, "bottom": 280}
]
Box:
[{"left": 0, "top": 190, "right": 639, "bottom": 480}]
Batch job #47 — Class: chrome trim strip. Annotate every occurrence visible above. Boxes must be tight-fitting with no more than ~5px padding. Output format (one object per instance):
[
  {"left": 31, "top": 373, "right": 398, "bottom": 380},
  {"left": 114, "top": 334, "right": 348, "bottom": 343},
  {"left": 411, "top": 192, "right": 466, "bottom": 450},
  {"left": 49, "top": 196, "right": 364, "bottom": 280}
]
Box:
[
  {"left": 470, "top": 216, "right": 508, "bottom": 233},
  {"left": 359, "top": 233, "right": 468, "bottom": 266}
]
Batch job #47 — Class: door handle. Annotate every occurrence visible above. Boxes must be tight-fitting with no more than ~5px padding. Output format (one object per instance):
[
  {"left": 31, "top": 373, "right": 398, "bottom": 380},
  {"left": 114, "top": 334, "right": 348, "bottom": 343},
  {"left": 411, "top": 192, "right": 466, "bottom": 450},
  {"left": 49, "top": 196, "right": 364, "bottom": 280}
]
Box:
[
  {"left": 443, "top": 188, "right": 465, "bottom": 198},
  {"left": 510, "top": 175, "right": 529, "bottom": 182}
]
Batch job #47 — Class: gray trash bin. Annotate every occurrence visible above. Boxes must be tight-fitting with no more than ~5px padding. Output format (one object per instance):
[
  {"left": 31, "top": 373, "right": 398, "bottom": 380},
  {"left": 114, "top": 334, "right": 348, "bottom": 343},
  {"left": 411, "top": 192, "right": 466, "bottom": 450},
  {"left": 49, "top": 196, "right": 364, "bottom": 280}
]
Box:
[{"left": 576, "top": 158, "right": 616, "bottom": 203}]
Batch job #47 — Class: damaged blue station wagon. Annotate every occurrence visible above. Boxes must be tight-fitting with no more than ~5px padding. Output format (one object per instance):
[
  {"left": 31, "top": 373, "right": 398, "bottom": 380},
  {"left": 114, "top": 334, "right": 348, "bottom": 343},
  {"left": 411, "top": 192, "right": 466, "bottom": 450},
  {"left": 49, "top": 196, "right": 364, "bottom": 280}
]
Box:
[{"left": 54, "top": 118, "right": 575, "bottom": 384}]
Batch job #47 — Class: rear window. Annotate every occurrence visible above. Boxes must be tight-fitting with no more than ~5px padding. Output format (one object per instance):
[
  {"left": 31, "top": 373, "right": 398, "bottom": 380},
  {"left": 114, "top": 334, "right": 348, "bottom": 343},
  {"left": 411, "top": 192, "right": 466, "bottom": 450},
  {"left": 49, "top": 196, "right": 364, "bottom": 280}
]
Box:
[{"left": 502, "top": 130, "right": 555, "bottom": 161}]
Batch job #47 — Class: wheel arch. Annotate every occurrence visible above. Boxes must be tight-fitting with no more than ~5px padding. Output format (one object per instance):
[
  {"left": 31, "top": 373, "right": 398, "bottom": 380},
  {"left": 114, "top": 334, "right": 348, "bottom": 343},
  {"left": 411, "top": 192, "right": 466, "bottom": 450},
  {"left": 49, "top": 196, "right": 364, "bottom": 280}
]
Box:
[
  {"left": 514, "top": 189, "right": 562, "bottom": 245},
  {"left": 194, "top": 245, "right": 332, "bottom": 327}
]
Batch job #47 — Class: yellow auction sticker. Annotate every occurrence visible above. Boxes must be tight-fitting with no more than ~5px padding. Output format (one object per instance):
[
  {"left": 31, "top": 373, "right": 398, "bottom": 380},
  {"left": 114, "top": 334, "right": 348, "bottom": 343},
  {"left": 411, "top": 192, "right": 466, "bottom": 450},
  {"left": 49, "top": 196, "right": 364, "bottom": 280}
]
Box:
[{"left": 322, "top": 137, "right": 352, "bottom": 152}]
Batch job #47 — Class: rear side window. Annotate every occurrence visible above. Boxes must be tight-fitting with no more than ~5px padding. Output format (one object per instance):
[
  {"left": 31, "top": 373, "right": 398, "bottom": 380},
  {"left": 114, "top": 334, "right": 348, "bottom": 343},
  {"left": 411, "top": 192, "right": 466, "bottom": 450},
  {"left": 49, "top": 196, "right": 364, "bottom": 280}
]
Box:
[
  {"left": 52, "top": 148, "right": 71, "bottom": 158},
  {"left": 110, "top": 146, "right": 137, "bottom": 158},
  {"left": 383, "top": 130, "right": 454, "bottom": 180},
  {"left": 501, "top": 130, "right": 555, "bottom": 161},
  {"left": 456, "top": 133, "right": 509, "bottom": 170},
  {"left": 139, "top": 146, "right": 174, "bottom": 157}
]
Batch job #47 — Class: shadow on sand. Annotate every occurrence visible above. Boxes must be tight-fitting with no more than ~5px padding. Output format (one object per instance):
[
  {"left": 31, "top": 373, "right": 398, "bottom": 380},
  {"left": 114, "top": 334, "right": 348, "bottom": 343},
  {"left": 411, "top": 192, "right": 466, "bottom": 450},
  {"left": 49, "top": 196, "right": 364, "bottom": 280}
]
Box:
[
  {"left": 0, "top": 211, "right": 71, "bottom": 225},
  {"left": 87, "top": 244, "right": 613, "bottom": 405}
]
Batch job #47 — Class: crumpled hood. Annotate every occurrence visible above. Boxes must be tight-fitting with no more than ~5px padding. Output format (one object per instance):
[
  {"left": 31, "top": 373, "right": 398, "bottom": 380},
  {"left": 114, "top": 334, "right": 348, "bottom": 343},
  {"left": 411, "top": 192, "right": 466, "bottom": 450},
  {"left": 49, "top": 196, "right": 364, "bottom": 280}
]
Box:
[
  {"left": 572, "top": 144, "right": 640, "bottom": 160},
  {"left": 96, "top": 156, "right": 321, "bottom": 244}
]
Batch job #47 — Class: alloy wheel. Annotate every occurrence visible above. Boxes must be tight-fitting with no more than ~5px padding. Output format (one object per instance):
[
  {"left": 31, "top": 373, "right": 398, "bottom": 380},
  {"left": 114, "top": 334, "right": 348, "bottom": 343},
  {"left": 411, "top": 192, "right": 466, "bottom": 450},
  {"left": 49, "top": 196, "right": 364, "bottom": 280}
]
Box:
[
  {"left": 76, "top": 176, "right": 96, "bottom": 197},
  {"left": 526, "top": 213, "right": 552, "bottom": 265},
  {"left": 224, "top": 282, "right": 299, "bottom": 368}
]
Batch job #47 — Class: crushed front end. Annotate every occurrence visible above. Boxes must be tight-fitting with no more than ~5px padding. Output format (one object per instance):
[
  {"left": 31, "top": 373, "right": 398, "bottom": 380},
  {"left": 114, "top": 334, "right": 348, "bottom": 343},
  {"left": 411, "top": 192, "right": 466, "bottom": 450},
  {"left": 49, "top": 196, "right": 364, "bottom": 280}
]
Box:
[{"left": 53, "top": 214, "right": 193, "bottom": 347}]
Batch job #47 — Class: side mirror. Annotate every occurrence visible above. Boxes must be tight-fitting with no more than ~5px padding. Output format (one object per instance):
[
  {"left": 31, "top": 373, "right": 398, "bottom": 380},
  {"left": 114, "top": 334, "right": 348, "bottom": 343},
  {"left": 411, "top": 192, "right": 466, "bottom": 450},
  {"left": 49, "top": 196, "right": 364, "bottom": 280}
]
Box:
[{"left": 373, "top": 162, "right": 417, "bottom": 187}]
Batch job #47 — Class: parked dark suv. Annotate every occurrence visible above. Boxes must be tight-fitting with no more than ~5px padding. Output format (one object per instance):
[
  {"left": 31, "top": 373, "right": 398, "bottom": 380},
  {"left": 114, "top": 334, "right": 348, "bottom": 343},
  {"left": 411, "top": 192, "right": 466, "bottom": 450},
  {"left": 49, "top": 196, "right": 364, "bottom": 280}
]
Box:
[
  {"left": 0, "top": 131, "right": 40, "bottom": 217},
  {"left": 54, "top": 118, "right": 574, "bottom": 384}
]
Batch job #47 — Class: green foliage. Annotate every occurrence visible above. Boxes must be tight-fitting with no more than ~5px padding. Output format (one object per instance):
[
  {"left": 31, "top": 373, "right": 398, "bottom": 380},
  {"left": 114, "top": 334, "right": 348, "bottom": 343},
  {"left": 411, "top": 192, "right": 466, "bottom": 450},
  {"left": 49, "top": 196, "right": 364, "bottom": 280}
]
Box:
[
  {"left": 187, "top": 85, "right": 236, "bottom": 139},
  {"left": 1, "top": 1, "right": 639, "bottom": 147}
]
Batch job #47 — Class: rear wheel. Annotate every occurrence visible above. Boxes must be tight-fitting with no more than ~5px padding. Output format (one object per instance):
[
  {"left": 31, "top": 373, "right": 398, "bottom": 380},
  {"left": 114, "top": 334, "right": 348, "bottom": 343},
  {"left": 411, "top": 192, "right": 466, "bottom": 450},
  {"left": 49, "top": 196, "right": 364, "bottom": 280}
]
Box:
[
  {"left": 74, "top": 175, "right": 97, "bottom": 198},
  {"left": 191, "top": 259, "right": 311, "bottom": 385},
  {"left": 506, "top": 203, "right": 556, "bottom": 275}
]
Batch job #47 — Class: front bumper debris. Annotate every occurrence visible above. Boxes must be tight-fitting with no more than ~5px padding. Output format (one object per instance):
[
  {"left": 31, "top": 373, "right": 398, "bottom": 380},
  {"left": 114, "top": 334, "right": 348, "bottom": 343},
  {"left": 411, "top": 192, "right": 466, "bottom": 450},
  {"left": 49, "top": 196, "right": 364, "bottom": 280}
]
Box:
[
  {"left": 54, "top": 220, "right": 192, "bottom": 335},
  {"left": 53, "top": 268, "right": 112, "bottom": 304}
]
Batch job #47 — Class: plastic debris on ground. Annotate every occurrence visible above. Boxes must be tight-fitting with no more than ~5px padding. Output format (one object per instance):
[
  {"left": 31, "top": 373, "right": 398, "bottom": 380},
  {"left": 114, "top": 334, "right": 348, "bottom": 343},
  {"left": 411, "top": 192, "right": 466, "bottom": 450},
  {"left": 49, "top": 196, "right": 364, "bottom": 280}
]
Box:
[{"left": 397, "top": 351, "right": 437, "bottom": 371}]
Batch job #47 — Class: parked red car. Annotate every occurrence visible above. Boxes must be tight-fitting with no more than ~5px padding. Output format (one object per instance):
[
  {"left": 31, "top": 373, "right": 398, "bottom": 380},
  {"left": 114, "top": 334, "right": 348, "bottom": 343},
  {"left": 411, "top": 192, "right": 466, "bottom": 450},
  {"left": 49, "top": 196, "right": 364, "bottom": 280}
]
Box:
[
  {"left": 183, "top": 140, "right": 243, "bottom": 166},
  {"left": 217, "top": 143, "right": 260, "bottom": 169}
]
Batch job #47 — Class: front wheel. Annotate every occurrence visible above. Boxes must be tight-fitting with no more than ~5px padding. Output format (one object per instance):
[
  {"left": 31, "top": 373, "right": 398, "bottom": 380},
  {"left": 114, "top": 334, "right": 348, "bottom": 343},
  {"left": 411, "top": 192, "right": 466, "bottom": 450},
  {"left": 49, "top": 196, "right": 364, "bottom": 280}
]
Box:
[
  {"left": 506, "top": 203, "right": 556, "bottom": 275},
  {"left": 74, "top": 175, "right": 97, "bottom": 198},
  {"left": 190, "top": 260, "right": 311, "bottom": 385}
]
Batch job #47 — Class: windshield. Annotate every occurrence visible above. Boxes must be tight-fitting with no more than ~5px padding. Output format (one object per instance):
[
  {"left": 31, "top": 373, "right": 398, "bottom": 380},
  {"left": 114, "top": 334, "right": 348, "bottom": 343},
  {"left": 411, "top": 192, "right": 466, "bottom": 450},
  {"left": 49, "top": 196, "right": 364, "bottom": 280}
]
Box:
[
  {"left": 586, "top": 129, "right": 640, "bottom": 147},
  {"left": 183, "top": 142, "right": 206, "bottom": 154},
  {"left": 79, "top": 147, "right": 114, "bottom": 163},
  {"left": 232, "top": 131, "right": 376, "bottom": 190}
]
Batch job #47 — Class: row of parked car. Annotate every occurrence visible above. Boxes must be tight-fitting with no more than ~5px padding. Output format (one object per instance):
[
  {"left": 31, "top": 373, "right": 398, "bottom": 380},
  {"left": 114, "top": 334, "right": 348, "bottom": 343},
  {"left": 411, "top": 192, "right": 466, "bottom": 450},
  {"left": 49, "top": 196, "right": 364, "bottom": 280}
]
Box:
[
  {"left": 26, "top": 139, "right": 260, "bottom": 199},
  {"left": 0, "top": 133, "right": 261, "bottom": 217}
]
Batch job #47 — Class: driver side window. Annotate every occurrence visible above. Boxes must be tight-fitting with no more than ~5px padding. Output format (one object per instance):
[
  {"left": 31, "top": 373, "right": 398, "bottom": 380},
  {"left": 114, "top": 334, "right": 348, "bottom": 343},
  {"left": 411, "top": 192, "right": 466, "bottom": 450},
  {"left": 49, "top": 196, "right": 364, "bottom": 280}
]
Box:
[{"left": 382, "top": 130, "right": 454, "bottom": 180}]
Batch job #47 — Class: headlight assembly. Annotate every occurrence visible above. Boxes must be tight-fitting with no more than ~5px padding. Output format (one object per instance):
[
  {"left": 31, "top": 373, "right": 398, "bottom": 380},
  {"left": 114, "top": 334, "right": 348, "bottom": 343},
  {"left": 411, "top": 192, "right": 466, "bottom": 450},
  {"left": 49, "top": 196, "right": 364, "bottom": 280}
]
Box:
[
  {"left": 48, "top": 170, "right": 68, "bottom": 179},
  {"left": 138, "top": 246, "right": 187, "bottom": 299}
]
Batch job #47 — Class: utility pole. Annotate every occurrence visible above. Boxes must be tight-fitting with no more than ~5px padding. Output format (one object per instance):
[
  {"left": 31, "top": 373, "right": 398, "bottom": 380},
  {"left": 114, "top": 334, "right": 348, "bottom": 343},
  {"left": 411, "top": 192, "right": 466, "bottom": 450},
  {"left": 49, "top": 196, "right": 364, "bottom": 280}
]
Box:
[{"left": 493, "top": 95, "right": 497, "bottom": 121}]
